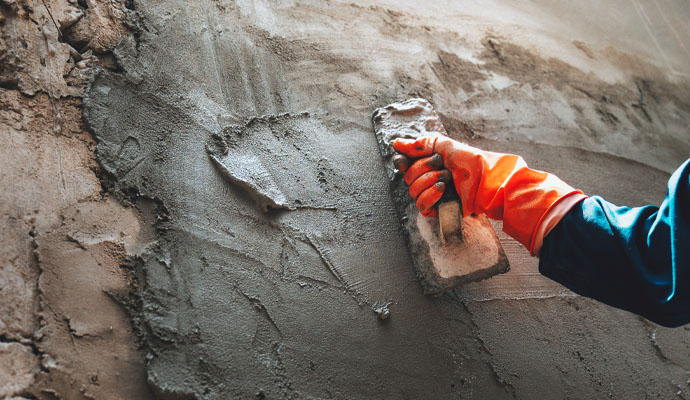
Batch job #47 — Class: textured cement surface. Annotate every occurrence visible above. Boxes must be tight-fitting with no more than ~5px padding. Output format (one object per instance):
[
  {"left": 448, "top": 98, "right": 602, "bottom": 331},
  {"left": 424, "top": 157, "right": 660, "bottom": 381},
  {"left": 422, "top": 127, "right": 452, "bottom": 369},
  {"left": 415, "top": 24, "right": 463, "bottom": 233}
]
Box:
[
  {"left": 83, "top": 0, "right": 690, "bottom": 398},
  {"left": 81, "top": 1, "right": 690, "bottom": 398},
  {"left": 6, "top": 0, "right": 688, "bottom": 399}
]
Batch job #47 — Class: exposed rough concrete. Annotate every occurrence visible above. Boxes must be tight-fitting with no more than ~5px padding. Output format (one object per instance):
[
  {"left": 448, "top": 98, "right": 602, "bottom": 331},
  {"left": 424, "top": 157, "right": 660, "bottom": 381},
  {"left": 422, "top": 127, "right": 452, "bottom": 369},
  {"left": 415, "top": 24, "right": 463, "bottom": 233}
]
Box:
[
  {"left": 82, "top": 0, "right": 690, "bottom": 399},
  {"left": 31, "top": 198, "right": 154, "bottom": 398},
  {"left": 0, "top": 342, "right": 39, "bottom": 398},
  {"left": 0, "top": 0, "right": 124, "bottom": 97},
  {"left": 0, "top": 0, "right": 153, "bottom": 398}
]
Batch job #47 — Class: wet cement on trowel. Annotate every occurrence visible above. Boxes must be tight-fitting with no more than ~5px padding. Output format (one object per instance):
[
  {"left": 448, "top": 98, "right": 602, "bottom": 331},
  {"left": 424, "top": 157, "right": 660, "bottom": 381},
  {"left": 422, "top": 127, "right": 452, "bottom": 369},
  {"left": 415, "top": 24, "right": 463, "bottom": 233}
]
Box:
[
  {"left": 85, "top": 1, "right": 690, "bottom": 399},
  {"left": 372, "top": 98, "right": 509, "bottom": 294}
]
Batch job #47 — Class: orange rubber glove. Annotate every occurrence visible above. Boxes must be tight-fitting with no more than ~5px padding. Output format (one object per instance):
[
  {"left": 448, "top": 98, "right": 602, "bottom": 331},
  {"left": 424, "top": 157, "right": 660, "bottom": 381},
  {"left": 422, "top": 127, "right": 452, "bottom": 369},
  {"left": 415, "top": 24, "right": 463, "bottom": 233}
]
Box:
[
  {"left": 393, "top": 136, "right": 584, "bottom": 254},
  {"left": 393, "top": 153, "right": 452, "bottom": 218}
]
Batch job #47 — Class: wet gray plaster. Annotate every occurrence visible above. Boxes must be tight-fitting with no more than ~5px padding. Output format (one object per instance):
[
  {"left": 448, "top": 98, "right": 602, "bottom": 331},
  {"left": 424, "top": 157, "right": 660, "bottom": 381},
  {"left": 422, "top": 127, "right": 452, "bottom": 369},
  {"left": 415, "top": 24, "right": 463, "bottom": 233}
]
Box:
[
  {"left": 207, "top": 112, "right": 339, "bottom": 212},
  {"left": 85, "top": 0, "right": 690, "bottom": 398}
]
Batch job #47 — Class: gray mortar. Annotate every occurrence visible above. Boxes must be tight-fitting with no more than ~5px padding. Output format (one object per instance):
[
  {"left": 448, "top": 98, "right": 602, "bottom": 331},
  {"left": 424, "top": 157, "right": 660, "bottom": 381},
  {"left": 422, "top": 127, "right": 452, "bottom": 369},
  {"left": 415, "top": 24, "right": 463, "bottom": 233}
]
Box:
[
  {"left": 371, "top": 301, "right": 392, "bottom": 320},
  {"left": 207, "top": 112, "right": 338, "bottom": 212},
  {"left": 85, "top": 1, "right": 690, "bottom": 399}
]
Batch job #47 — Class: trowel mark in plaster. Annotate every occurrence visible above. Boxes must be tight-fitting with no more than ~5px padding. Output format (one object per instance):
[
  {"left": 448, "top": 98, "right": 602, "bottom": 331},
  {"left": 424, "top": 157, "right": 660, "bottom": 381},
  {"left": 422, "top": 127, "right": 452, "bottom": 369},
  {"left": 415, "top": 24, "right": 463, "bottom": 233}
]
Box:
[
  {"left": 207, "top": 112, "right": 339, "bottom": 212},
  {"left": 232, "top": 283, "right": 294, "bottom": 399},
  {"left": 204, "top": 7, "right": 292, "bottom": 118},
  {"left": 640, "top": 318, "right": 690, "bottom": 373},
  {"left": 207, "top": 112, "right": 377, "bottom": 309},
  {"left": 278, "top": 231, "right": 344, "bottom": 291},
  {"left": 301, "top": 233, "right": 394, "bottom": 311},
  {"left": 304, "top": 235, "right": 355, "bottom": 299},
  {"left": 234, "top": 286, "right": 282, "bottom": 337},
  {"left": 209, "top": 153, "right": 292, "bottom": 211}
]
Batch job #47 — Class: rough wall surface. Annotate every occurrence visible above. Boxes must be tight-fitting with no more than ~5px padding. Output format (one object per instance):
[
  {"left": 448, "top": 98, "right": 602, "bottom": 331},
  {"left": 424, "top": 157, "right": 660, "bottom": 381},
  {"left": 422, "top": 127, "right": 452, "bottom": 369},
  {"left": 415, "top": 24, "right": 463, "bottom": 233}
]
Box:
[
  {"left": 82, "top": 1, "right": 690, "bottom": 399},
  {"left": 4, "top": 0, "right": 690, "bottom": 399},
  {"left": 0, "top": 0, "right": 153, "bottom": 398}
]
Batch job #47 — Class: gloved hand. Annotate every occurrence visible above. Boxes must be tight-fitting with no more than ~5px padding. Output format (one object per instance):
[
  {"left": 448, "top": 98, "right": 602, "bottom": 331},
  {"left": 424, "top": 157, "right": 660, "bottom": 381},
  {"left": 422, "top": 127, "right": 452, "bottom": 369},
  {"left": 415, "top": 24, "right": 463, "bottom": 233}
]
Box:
[
  {"left": 393, "top": 136, "right": 585, "bottom": 253},
  {"left": 392, "top": 152, "right": 452, "bottom": 218}
]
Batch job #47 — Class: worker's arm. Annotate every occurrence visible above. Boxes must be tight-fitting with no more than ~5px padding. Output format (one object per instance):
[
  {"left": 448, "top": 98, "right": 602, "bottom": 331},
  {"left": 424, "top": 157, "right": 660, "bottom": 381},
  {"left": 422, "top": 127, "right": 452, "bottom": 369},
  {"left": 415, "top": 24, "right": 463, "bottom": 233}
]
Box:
[
  {"left": 393, "top": 136, "right": 584, "bottom": 253},
  {"left": 540, "top": 160, "right": 690, "bottom": 328},
  {"left": 393, "top": 136, "right": 690, "bottom": 327}
]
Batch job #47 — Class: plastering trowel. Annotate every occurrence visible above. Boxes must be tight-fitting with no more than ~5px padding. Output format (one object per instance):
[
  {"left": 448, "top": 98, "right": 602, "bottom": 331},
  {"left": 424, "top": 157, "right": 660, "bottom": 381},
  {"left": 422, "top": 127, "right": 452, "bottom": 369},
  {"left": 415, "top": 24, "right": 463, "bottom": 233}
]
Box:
[{"left": 372, "top": 98, "right": 509, "bottom": 295}]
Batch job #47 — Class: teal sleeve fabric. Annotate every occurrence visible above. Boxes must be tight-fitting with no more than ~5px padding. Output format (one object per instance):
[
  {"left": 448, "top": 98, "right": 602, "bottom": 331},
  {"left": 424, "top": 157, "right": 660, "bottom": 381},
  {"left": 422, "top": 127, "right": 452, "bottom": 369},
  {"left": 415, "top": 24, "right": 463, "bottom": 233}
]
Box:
[{"left": 539, "top": 159, "right": 690, "bottom": 327}]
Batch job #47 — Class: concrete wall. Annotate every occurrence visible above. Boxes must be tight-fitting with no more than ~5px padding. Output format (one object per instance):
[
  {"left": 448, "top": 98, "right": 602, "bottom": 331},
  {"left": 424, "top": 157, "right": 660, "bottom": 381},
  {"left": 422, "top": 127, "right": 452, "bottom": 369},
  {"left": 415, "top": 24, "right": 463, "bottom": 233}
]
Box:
[{"left": 3, "top": 0, "right": 690, "bottom": 399}]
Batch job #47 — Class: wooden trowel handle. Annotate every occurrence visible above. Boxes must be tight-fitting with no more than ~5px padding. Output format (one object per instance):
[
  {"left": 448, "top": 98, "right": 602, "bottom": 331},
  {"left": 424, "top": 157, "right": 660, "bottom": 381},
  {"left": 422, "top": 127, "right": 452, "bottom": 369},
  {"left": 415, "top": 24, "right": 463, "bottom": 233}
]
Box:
[
  {"left": 439, "top": 185, "right": 459, "bottom": 204},
  {"left": 438, "top": 189, "right": 463, "bottom": 245}
]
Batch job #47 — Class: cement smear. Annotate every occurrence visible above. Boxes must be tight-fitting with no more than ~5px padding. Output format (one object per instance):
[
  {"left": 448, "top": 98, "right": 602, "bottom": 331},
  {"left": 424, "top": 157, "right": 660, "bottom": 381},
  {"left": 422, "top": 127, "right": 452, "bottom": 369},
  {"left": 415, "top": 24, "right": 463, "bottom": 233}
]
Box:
[
  {"left": 207, "top": 112, "right": 339, "bottom": 212},
  {"left": 84, "top": 0, "right": 690, "bottom": 398}
]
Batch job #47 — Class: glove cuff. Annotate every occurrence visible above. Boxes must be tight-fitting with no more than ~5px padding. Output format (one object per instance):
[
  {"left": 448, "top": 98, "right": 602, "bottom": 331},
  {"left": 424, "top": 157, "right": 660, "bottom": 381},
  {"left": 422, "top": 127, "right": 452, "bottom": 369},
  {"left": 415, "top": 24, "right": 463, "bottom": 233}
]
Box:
[
  {"left": 500, "top": 171, "right": 584, "bottom": 251},
  {"left": 443, "top": 144, "right": 584, "bottom": 252},
  {"left": 529, "top": 192, "right": 588, "bottom": 256},
  {"left": 432, "top": 140, "right": 584, "bottom": 254}
]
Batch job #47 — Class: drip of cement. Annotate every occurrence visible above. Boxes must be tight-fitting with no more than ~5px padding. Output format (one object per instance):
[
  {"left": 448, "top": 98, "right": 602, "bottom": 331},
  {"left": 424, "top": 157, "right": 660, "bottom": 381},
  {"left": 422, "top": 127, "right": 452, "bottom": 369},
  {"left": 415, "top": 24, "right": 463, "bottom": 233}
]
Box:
[{"left": 371, "top": 301, "right": 391, "bottom": 320}]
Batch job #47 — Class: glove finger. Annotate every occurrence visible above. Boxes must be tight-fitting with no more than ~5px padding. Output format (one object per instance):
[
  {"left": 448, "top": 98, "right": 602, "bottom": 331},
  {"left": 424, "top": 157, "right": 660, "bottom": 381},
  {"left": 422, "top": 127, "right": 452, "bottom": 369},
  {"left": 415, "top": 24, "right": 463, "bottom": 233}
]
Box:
[
  {"left": 393, "top": 137, "right": 437, "bottom": 158},
  {"left": 409, "top": 169, "right": 451, "bottom": 200},
  {"left": 403, "top": 153, "right": 443, "bottom": 185},
  {"left": 421, "top": 207, "right": 438, "bottom": 218},
  {"left": 392, "top": 154, "right": 411, "bottom": 172},
  {"left": 416, "top": 182, "right": 445, "bottom": 214}
]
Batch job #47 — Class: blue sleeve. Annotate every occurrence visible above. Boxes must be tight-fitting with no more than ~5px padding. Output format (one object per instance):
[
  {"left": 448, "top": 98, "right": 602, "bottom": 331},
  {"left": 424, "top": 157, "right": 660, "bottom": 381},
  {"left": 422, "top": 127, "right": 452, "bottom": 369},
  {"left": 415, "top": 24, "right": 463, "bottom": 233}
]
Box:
[{"left": 539, "top": 159, "right": 690, "bottom": 327}]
